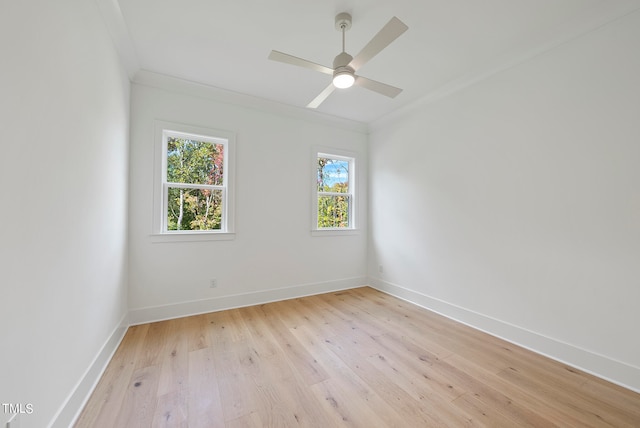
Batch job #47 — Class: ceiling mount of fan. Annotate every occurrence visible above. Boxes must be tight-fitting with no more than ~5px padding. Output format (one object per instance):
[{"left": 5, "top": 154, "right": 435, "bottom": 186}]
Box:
[
  {"left": 334, "top": 12, "right": 352, "bottom": 32},
  {"left": 268, "top": 12, "right": 408, "bottom": 108}
]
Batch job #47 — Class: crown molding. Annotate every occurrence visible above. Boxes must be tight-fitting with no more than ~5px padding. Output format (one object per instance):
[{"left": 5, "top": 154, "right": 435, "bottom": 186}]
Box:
[
  {"left": 133, "top": 70, "right": 369, "bottom": 134},
  {"left": 369, "top": 0, "right": 640, "bottom": 132}
]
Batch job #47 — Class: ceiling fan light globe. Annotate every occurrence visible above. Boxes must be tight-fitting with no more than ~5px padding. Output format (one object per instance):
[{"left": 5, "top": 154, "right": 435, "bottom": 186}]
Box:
[{"left": 333, "top": 71, "right": 355, "bottom": 89}]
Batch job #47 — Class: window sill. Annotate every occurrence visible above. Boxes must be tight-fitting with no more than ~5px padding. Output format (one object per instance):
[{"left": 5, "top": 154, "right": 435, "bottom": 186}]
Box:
[
  {"left": 311, "top": 228, "right": 360, "bottom": 237},
  {"left": 150, "top": 232, "right": 236, "bottom": 243}
]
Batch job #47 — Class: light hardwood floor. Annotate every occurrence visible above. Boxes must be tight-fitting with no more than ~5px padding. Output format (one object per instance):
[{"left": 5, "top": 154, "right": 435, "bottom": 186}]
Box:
[{"left": 75, "top": 287, "right": 640, "bottom": 427}]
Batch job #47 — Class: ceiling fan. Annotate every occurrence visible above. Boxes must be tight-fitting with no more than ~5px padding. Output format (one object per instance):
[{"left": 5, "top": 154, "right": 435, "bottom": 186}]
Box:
[{"left": 268, "top": 13, "right": 408, "bottom": 109}]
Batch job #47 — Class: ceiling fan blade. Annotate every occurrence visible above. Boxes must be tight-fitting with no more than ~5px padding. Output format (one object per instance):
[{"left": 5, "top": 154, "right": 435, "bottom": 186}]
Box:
[
  {"left": 307, "top": 84, "right": 336, "bottom": 109},
  {"left": 268, "top": 50, "right": 334, "bottom": 75},
  {"left": 349, "top": 17, "right": 408, "bottom": 72},
  {"left": 355, "top": 76, "right": 402, "bottom": 98}
]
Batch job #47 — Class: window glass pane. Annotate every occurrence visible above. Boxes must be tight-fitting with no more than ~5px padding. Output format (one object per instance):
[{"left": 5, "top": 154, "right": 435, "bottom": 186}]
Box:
[
  {"left": 318, "top": 195, "right": 350, "bottom": 228},
  {"left": 317, "top": 157, "right": 349, "bottom": 193},
  {"left": 167, "top": 187, "right": 222, "bottom": 231},
  {"left": 167, "top": 138, "right": 224, "bottom": 185}
]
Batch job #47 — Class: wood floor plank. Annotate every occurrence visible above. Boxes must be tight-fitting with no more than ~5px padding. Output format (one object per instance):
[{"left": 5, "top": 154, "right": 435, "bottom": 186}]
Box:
[
  {"left": 76, "top": 287, "right": 640, "bottom": 427},
  {"left": 134, "top": 320, "right": 174, "bottom": 370},
  {"left": 334, "top": 289, "right": 514, "bottom": 373},
  {"left": 74, "top": 324, "right": 150, "bottom": 428},
  {"left": 444, "top": 353, "right": 587, "bottom": 427},
  {"left": 153, "top": 390, "right": 188, "bottom": 428},
  {"left": 497, "top": 350, "right": 640, "bottom": 425},
  {"left": 211, "top": 343, "right": 259, "bottom": 423},
  {"left": 255, "top": 303, "right": 330, "bottom": 386},
  {"left": 580, "top": 377, "right": 640, "bottom": 419},
  {"left": 309, "top": 378, "right": 389, "bottom": 427},
  {"left": 323, "top": 331, "right": 448, "bottom": 426},
  {"left": 451, "top": 392, "right": 526, "bottom": 428},
  {"left": 225, "top": 411, "right": 262, "bottom": 428},
  {"left": 498, "top": 364, "right": 637, "bottom": 427},
  {"left": 237, "top": 306, "right": 282, "bottom": 360},
  {"left": 289, "top": 323, "right": 410, "bottom": 427},
  {"left": 363, "top": 345, "right": 476, "bottom": 426},
  {"left": 187, "top": 347, "right": 225, "bottom": 428},
  {"left": 370, "top": 334, "right": 466, "bottom": 400},
  {"left": 112, "top": 364, "right": 160, "bottom": 427},
  {"left": 157, "top": 317, "right": 189, "bottom": 398},
  {"left": 231, "top": 331, "right": 335, "bottom": 427},
  {"left": 186, "top": 314, "right": 212, "bottom": 352},
  {"left": 206, "top": 309, "right": 246, "bottom": 349}
]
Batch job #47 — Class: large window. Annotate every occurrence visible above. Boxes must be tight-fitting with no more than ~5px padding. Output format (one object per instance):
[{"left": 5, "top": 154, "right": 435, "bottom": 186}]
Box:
[
  {"left": 315, "top": 152, "right": 355, "bottom": 230},
  {"left": 154, "top": 122, "right": 235, "bottom": 238}
]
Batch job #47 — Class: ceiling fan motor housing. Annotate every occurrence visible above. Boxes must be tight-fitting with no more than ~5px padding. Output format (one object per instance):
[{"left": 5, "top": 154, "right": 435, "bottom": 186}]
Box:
[
  {"left": 333, "top": 52, "right": 354, "bottom": 69},
  {"left": 332, "top": 52, "right": 355, "bottom": 88}
]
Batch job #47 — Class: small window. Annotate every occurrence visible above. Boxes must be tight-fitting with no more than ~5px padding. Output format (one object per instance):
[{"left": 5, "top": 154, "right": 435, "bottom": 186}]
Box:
[
  {"left": 154, "top": 123, "right": 235, "bottom": 238},
  {"left": 315, "top": 152, "right": 355, "bottom": 229}
]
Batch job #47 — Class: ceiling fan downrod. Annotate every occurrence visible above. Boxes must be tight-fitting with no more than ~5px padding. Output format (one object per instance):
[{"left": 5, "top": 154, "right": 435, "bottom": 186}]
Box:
[{"left": 333, "top": 13, "right": 355, "bottom": 88}]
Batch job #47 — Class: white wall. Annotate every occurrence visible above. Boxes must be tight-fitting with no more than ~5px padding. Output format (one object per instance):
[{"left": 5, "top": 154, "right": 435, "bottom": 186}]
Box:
[
  {"left": 128, "top": 78, "right": 368, "bottom": 322},
  {"left": 368, "top": 11, "right": 640, "bottom": 390},
  {"left": 0, "top": 1, "right": 130, "bottom": 427}
]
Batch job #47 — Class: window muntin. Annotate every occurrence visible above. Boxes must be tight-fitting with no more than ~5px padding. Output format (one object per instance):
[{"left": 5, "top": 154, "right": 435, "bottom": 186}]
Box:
[
  {"left": 162, "top": 130, "right": 229, "bottom": 233},
  {"left": 316, "top": 153, "right": 355, "bottom": 229}
]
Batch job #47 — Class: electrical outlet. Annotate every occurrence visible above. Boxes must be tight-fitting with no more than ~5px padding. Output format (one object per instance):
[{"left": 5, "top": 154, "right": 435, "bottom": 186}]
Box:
[
  {"left": 209, "top": 279, "right": 218, "bottom": 288},
  {"left": 378, "top": 264, "right": 384, "bottom": 274}
]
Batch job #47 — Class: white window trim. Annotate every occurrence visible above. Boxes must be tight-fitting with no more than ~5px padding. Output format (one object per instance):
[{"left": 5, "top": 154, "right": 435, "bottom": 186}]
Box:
[
  {"left": 152, "top": 120, "right": 236, "bottom": 242},
  {"left": 312, "top": 146, "right": 359, "bottom": 236}
]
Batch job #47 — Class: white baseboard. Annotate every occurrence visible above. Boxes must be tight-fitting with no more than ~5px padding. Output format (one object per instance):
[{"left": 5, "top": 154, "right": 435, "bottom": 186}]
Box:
[
  {"left": 368, "top": 277, "right": 640, "bottom": 393},
  {"left": 50, "top": 312, "right": 130, "bottom": 428},
  {"left": 128, "top": 277, "right": 367, "bottom": 325}
]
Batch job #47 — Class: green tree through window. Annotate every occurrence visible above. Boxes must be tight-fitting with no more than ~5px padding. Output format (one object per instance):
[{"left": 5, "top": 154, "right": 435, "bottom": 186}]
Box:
[
  {"left": 166, "top": 137, "right": 225, "bottom": 231},
  {"left": 317, "top": 155, "right": 353, "bottom": 228}
]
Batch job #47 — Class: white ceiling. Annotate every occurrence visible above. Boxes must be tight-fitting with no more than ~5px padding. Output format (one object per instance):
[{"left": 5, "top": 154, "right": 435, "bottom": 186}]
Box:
[{"left": 110, "top": 0, "right": 637, "bottom": 123}]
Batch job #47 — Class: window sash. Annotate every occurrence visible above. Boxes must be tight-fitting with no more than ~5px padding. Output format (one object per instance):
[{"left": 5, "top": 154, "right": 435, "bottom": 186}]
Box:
[
  {"left": 318, "top": 191, "right": 352, "bottom": 197},
  {"left": 161, "top": 133, "right": 228, "bottom": 233},
  {"left": 153, "top": 121, "right": 236, "bottom": 239},
  {"left": 314, "top": 151, "right": 356, "bottom": 230},
  {"left": 316, "top": 193, "right": 353, "bottom": 229},
  {"left": 163, "top": 184, "right": 227, "bottom": 232},
  {"left": 164, "top": 182, "right": 225, "bottom": 191}
]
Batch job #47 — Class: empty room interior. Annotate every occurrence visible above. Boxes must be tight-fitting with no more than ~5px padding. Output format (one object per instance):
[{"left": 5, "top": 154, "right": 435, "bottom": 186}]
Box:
[{"left": 2, "top": 0, "right": 640, "bottom": 427}]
